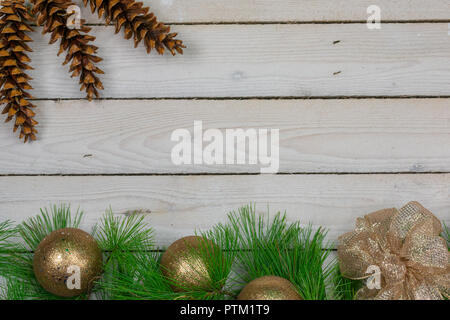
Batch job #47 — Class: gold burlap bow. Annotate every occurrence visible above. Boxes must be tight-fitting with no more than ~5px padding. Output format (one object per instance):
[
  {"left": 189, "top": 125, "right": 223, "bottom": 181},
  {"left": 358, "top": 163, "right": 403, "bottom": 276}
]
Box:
[{"left": 338, "top": 201, "right": 449, "bottom": 300}]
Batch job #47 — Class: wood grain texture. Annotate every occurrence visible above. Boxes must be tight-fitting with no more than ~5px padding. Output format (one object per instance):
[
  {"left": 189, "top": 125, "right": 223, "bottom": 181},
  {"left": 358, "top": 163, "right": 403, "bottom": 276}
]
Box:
[
  {"left": 75, "top": 0, "right": 450, "bottom": 23},
  {"left": 0, "top": 174, "right": 448, "bottom": 247},
  {"left": 28, "top": 24, "right": 450, "bottom": 99},
  {"left": 1, "top": 99, "right": 450, "bottom": 174}
]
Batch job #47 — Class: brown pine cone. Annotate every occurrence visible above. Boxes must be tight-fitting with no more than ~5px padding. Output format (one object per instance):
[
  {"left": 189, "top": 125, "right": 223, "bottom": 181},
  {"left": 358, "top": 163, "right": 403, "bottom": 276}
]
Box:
[
  {"left": 83, "top": 0, "right": 185, "bottom": 55},
  {"left": 0, "top": 0, "right": 37, "bottom": 142},
  {"left": 32, "top": 0, "right": 104, "bottom": 100}
]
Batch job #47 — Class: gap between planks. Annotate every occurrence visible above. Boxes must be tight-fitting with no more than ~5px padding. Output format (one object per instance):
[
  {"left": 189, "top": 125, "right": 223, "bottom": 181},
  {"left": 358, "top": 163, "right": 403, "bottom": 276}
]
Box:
[
  {"left": 1, "top": 172, "right": 450, "bottom": 177},
  {"left": 29, "top": 96, "right": 450, "bottom": 101},
  {"left": 26, "top": 20, "right": 450, "bottom": 27}
]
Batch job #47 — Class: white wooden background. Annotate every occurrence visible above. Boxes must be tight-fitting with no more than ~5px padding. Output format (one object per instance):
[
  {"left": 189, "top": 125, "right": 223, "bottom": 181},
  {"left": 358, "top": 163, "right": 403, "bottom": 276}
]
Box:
[{"left": 0, "top": 1, "right": 449, "bottom": 247}]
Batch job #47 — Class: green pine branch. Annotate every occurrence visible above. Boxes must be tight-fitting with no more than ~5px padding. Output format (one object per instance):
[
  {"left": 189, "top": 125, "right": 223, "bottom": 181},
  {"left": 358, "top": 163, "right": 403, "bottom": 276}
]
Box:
[
  {"left": 94, "top": 209, "right": 159, "bottom": 299},
  {"left": 97, "top": 250, "right": 178, "bottom": 300},
  {"left": 94, "top": 209, "right": 155, "bottom": 297},
  {"left": 94, "top": 209, "right": 154, "bottom": 253},
  {"left": 1, "top": 203, "right": 353, "bottom": 300},
  {"left": 1, "top": 205, "right": 88, "bottom": 300},
  {"left": 1, "top": 279, "right": 29, "bottom": 300},
  {"left": 0, "top": 220, "right": 15, "bottom": 246},
  {"left": 0, "top": 220, "right": 19, "bottom": 275},
  {"left": 228, "top": 205, "right": 334, "bottom": 300},
  {"left": 19, "top": 204, "right": 83, "bottom": 250},
  {"left": 330, "top": 264, "right": 361, "bottom": 300},
  {"left": 97, "top": 212, "right": 238, "bottom": 300}
]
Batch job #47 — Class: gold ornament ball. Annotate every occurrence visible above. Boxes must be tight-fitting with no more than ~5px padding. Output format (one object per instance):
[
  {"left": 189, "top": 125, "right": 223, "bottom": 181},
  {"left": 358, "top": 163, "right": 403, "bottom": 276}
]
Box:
[
  {"left": 160, "top": 235, "right": 218, "bottom": 292},
  {"left": 33, "top": 228, "right": 103, "bottom": 297},
  {"left": 237, "top": 276, "right": 303, "bottom": 300}
]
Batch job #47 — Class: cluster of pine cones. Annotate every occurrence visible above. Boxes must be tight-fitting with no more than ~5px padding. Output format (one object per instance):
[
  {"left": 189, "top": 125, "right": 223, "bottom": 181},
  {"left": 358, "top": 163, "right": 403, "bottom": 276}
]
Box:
[{"left": 0, "top": 0, "right": 184, "bottom": 142}]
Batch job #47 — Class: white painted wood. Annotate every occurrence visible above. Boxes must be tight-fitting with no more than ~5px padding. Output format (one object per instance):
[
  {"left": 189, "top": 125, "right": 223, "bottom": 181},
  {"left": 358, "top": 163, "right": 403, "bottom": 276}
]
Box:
[
  {"left": 1, "top": 99, "right": 450, "bottom": 174},
  {"left": 28, "top": 24, "right": 450, "bottom": 99},
  {"left": 73, "top": 0, "right": 450, "bottom": 23},
  {"left": 0, "top": 174, "right": 448, "bottom": 247}
]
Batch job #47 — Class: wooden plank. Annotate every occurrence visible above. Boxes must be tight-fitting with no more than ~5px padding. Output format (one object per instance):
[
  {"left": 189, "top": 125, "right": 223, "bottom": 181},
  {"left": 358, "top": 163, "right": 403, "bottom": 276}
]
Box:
[
  {"left": 0, "top": 174, "right": 448, "bottom": 247},
  {"left": 28, "top": 24, "right": 450, "bottom": 99},
  {"left": 74, "top": 0, "right": 450, "bottom": 23},
  {"left": 1, "top": 99, "right": 450, "bottom": 174}
]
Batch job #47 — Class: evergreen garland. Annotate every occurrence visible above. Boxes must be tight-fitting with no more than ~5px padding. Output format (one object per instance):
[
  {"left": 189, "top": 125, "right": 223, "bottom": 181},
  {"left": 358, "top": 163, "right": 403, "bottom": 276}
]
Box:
[{"left": 1, "top": 204, "right": 447, "bottom": 300}]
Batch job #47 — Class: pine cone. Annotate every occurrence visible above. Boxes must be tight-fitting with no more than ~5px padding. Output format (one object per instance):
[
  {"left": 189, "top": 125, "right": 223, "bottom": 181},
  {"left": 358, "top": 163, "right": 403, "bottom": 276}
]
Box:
[
  {"left": 31, "top": 0, "right": 104, "bottom": 100},
  {"left": 0, "top": 0, "right": 37, "bottom": 142},
  {"left": 83, "top": 0, "right": 185, "bottom": 55}
]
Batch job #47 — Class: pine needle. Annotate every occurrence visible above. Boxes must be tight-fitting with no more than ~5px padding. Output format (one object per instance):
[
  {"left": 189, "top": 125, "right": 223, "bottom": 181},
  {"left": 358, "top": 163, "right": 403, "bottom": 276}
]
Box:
[
  {"left": 228, "top": 205, "right": 333, "bottom": 300},
  {"left": 0, "top": 220, "right": 19, "bottom": 275},
  {"left": 0, "top": 220, "right": 16, "bottom": 251},
  {"left": 97, "top": 250, "right": 177, "bottom": 300},
  {"left": 1, "top": 278, "right": 29, "bottom": 300},
  {"left": 19, "top": 204, "right": 83, "bottom": 250},
  {"left": 330, "top": 264, "right": 360, "bottom": 300},
  {"left": 196, "top": 221, "right": 239, "bottom": 298},
  {"left": 94, "top": 209, "right": 157, "bottom": 299},
  {"left": 94, "top": 208, "right": 154, "bottom": 252}
]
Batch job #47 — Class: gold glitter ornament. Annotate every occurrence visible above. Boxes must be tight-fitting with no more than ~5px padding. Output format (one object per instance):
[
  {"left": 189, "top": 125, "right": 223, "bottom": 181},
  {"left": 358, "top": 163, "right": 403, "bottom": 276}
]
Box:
[
  {"left": 33, "top": 228, "right": 103, "bottom": 297},
  {"left": 237, "top": 276, "right": 303, "bottom": 300},
  {"left": 160, "top": 235, "right": 218, "bottom": 292}
]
